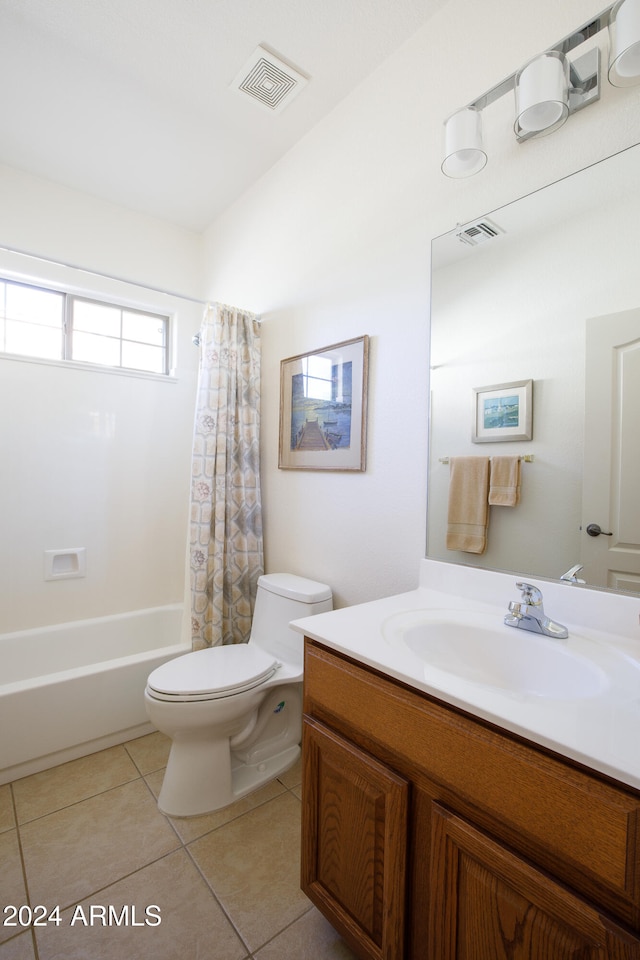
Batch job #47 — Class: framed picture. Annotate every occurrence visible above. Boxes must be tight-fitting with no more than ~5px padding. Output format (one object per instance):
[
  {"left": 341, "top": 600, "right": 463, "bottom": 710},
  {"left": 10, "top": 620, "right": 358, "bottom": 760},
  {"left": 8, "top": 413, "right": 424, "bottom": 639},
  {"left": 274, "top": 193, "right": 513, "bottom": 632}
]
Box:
[
  {"left": 472, "top": 379, "right": 533, "bottom": 443},
  {"left": 279, "top": 335, "right": 369, "bottom": 471}
]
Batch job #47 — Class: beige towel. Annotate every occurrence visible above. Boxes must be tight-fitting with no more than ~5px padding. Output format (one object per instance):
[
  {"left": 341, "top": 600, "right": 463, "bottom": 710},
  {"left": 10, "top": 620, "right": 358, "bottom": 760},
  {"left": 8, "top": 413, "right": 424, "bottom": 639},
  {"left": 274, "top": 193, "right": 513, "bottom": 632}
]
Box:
[
  {"left": 488, "top": 456, "right": 521, "bottom": 506},
  {"left": 446, "top": 457, "right": 490, "bottom": 554}
]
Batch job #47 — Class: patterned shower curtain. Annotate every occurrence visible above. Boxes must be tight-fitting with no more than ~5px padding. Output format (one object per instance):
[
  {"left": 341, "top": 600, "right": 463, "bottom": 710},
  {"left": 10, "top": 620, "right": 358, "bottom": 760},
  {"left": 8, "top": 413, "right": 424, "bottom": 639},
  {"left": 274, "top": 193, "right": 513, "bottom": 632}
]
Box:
[{"left": 190, "top": 303, "right": 264, "bottom": 649}]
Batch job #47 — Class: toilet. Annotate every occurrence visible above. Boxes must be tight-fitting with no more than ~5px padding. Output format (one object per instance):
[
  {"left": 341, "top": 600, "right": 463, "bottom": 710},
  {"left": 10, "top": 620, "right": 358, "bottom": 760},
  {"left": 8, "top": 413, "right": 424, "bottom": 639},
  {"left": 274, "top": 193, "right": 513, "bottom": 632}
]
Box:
[{"left": 144, "top": 572, "right": 332, "bottom": 817}]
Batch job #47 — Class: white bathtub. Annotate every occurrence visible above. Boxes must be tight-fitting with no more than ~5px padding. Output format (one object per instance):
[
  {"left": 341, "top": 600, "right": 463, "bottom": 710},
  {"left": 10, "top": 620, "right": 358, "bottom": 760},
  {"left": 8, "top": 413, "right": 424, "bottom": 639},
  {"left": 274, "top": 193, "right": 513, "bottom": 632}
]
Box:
[{"left": 0, "top": 605, "right": 190, "bottom": 784}]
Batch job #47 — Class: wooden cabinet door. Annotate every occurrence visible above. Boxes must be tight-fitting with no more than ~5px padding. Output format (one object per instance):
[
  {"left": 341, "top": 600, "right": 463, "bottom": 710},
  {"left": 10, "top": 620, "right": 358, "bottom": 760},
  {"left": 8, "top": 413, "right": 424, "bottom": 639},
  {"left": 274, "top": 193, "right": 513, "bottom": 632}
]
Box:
[
  {"left": 301, "top": 717, "right": 409, "bottom": 960},
  {"left": 429, "top": 803, "right": 640, "bottom": 960}
]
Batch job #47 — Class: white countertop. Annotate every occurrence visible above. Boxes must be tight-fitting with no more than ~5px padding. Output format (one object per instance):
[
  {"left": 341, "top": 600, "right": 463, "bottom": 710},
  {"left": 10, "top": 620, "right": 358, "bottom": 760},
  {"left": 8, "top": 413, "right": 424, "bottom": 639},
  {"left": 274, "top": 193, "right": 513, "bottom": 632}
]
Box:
[{"left": 291, "top": 559, "right": 640, "bottom": 791}]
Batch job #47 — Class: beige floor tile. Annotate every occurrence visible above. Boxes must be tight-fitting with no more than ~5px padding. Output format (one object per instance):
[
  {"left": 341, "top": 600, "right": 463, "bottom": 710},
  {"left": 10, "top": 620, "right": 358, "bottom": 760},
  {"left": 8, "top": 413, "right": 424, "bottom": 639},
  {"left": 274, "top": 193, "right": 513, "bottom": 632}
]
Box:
[
  {"left": 145, "top": 770, "right": 287, "bottom": 843},
  {"left": 277, "top": 757, "right": 302, "bottom": 790},
  {"left": 12, "top": 746, "right": 139, "bottom": 824},
  {"left": 0, "top": 832, "right": 28, "bottom": 946},
  {"left": 254, "top": 907, "right": 359, "bottom": 959},
  {"left": 0, "top": 931, "right": 37, "bottom": 960},
  {"left": 20, "top": 780, "right": 179, "bottom": 909},
  {"left": 124, "top": 731, "right": 171, "bottom": 775},
  {"left": 143, "top": 768, "right": 165, "bottom": 800},
  {"left": 35, "top": 849, "right": 247, "bottom": 960},
  {"left": 189, "top": 791, "right": 308, "bottom": 953},
  {"left": 0, "top": 785, "right": 15, "bottom": 833}
]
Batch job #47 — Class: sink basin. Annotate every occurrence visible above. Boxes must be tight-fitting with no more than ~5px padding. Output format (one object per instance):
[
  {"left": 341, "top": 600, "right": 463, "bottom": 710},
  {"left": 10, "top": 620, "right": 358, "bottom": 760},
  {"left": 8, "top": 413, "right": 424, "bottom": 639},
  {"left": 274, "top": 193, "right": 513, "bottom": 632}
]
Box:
[{"left": 382, "top": 609, "right": 609, "bottom": 700}]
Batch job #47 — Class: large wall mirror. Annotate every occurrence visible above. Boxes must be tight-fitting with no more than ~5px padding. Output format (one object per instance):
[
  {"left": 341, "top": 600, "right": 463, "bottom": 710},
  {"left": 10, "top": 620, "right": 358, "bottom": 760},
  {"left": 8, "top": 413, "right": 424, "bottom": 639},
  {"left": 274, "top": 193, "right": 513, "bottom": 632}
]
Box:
[{"left": 428, "top": 142, "right": 640, "bottom": 596}]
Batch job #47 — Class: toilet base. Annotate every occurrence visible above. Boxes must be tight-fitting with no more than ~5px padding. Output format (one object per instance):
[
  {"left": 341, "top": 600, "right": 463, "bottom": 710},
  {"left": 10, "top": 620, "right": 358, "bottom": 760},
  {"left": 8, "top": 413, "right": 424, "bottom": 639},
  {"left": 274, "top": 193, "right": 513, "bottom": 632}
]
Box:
[
  {"left": 231, "top": 743, "right": 301, "bottom": 802},
  {"left": 153, "top": 683, "right": 303, "bottom": 817},
  {"left": 157, "top": 740, "right": 301, "bottom": 818}
]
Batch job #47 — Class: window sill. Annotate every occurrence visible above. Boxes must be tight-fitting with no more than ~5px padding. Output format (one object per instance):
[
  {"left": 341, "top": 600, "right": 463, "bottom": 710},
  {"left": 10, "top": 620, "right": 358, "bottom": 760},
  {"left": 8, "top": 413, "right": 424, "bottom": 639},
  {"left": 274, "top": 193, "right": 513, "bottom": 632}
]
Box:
[{"left": 0, "top": 351, "right": 178, "bottom": 382}]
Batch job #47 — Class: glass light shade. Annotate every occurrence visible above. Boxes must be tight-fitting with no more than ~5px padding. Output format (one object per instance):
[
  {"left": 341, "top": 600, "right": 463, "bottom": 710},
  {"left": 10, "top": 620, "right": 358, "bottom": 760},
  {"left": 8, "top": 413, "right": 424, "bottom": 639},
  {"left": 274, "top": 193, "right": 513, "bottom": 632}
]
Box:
[
  {"left": 515, "top": 51, "right": 569, "bottom": 138},
  {"left": 609, "top": 0, "right": 640, "bottom": 86},
  {"left": 441, "top": 108, "right": 487, "bottom": 179}
]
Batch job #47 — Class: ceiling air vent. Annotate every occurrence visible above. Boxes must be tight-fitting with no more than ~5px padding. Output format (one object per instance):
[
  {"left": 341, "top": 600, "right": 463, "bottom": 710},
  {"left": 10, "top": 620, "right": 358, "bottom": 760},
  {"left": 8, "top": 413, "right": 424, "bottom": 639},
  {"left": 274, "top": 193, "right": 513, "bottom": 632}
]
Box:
[
  {"left": 231, "top": 46, "right": 308, "bottom": 114},
  {"left": 456, "top": 218, "right": 503, "bottom": 247}
]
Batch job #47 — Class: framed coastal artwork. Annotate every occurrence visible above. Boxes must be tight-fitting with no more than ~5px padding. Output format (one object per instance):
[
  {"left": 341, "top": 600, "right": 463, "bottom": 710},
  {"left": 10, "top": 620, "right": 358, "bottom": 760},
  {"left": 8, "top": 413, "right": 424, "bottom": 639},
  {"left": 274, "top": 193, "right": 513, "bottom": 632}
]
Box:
[
  {"left": 472, "top": 379, "right": 533, "bottom": 443},
  {"left": 278, "top": 335, "right": 369, "bottom": 471}
]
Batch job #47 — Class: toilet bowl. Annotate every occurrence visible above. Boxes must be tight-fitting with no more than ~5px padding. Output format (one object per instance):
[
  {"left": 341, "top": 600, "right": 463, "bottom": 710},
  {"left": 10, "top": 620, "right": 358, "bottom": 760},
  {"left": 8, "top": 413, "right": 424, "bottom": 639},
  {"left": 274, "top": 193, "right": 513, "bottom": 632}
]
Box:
[{"left": 144, "top": 573, "right": 332, "bottom": 816}]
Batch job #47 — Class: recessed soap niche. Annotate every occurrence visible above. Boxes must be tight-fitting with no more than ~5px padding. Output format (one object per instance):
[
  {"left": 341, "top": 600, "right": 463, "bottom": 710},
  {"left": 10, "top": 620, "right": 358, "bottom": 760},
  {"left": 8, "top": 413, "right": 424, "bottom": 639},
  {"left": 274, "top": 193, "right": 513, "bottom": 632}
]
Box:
[{"left": 44, "top": 547, "right": 86, "bottom": 581}]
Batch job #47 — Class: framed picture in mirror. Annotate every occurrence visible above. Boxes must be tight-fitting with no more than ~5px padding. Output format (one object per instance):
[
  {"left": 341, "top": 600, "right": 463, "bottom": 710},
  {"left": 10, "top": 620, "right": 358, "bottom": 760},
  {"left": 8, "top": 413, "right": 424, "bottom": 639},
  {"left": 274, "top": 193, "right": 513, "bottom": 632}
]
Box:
[{"left": 472, "top": 379, "right": 533, "bottom": 443}]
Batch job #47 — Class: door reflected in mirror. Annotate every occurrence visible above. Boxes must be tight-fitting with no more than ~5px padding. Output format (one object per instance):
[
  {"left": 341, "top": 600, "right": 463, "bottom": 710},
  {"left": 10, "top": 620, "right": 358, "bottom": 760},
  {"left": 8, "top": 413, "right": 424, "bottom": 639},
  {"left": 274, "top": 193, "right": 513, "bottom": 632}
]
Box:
[{"left": 428, "top": 143, "right": 640, "bottom": 595}]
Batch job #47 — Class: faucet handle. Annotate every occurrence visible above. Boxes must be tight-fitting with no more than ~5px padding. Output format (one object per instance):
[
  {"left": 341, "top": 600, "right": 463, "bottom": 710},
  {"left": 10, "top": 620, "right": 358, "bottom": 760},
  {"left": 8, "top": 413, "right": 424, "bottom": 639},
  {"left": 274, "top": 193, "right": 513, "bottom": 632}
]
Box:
[
  {"left": 561, "top": 564, "right": 585, "bottom": 583},
  {"left": 515, "top": 581, "right": 543, "bottom": 606}
]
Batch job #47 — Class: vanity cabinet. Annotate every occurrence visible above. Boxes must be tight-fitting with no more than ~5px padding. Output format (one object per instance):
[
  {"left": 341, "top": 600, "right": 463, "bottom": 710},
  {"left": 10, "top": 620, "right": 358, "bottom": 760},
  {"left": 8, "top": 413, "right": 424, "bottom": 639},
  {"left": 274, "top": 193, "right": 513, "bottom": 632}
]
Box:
[{"left": 301, "top": 639, "right": 640, "bottom": 960}]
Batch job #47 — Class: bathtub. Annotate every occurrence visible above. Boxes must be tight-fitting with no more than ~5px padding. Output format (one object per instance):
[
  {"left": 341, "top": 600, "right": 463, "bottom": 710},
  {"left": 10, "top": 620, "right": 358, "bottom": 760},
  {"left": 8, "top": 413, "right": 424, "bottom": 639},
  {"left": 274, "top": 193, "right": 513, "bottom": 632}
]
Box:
[{"left": 0, "top": 604, "right": 190, "bottom": 784}]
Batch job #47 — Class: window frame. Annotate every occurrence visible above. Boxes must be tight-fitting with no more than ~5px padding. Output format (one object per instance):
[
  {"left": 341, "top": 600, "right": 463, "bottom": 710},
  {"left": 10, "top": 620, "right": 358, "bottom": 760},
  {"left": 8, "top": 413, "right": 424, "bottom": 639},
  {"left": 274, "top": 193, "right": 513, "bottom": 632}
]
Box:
[{"left": 0, "top": 276, "right": 172, "bottom": 377}]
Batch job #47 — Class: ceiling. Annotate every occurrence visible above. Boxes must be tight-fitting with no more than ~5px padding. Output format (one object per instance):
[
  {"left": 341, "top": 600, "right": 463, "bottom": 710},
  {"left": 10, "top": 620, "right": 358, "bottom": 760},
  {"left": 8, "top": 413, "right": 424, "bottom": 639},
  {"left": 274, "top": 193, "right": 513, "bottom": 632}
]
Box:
[{"left": 0, "top": 0, "right": 445, "bottom": 233}]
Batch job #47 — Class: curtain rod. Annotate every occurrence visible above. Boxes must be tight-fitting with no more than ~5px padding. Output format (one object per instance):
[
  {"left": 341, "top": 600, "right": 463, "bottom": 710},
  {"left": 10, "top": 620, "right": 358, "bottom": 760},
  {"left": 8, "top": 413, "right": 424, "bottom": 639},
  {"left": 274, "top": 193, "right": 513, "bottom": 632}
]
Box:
[{"left": 0, "top": 242, "right": 208, "bottom": 305}]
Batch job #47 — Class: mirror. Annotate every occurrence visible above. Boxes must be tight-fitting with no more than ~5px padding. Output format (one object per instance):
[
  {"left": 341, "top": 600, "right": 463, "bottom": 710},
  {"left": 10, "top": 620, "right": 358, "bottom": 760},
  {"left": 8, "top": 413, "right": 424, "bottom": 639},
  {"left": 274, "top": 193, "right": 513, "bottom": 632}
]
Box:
[{"left": 428, "top": 142, "right": 640, "bottom": 595}]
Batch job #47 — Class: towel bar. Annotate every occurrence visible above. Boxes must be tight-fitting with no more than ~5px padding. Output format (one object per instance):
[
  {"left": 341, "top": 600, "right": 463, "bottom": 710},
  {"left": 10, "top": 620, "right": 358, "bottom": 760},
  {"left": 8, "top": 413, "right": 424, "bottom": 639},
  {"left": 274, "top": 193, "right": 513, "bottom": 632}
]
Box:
[{"left": 439, "top": 455, "right": 535, "bottom": 464}]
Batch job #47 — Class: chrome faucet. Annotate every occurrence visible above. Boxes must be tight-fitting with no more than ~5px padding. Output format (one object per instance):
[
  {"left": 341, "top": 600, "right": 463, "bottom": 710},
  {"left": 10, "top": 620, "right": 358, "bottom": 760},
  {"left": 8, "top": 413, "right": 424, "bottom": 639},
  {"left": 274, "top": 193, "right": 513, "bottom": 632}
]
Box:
[{"left": 504, "top": 582, "right": 568, "bottom": 639}]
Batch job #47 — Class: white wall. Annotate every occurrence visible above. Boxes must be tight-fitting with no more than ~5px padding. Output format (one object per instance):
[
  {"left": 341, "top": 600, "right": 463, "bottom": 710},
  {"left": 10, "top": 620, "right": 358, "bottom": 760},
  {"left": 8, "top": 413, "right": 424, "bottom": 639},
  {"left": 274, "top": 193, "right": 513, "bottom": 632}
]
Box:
[
  {"left": 202, "top": 0, "right": 640, "bottom": 608},
  {"left": 0, "top": 168, "right": 202, "bottom": 632},
  {"left": 0, "top": 163, "right": 203, "bottom": 297}
]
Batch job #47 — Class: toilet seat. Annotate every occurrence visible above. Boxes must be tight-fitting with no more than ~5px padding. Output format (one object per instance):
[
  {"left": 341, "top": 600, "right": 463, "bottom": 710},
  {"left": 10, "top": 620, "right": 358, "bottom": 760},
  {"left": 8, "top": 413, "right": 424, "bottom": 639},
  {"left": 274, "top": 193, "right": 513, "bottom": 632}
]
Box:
[{"left": 146, "top": 644, "right": 279, "bottom": 702}]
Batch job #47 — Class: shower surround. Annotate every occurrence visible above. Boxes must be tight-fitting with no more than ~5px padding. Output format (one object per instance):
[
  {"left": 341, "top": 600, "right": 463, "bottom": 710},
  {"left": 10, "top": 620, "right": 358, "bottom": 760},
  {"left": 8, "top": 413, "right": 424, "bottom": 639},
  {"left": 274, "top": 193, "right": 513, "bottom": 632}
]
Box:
[{"left": 0, "top": 254, "right": 202, "bottom": 782}]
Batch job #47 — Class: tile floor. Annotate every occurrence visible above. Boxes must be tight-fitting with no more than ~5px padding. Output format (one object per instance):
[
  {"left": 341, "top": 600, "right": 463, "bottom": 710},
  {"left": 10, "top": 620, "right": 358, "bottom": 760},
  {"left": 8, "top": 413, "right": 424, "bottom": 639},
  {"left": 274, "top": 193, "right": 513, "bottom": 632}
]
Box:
[{"left": 0, "top": 732, "right": 357, "bottom": 959}]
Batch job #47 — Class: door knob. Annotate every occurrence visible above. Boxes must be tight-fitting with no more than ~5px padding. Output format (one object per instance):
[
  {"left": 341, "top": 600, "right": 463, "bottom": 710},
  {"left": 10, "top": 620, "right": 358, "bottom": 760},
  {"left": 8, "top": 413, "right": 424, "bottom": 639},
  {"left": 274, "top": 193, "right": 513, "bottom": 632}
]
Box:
[{"left": 586, "top": 523, "right": 613, "bottom": 537}]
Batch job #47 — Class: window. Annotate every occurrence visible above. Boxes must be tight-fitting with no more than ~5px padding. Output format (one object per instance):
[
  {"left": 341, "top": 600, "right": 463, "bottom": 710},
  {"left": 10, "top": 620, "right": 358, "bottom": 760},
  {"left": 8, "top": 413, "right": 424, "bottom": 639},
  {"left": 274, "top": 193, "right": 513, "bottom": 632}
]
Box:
[
  {"left": 71, "top": 298, "right": 168, "bottom": 374},
  {"left": 0, "top": 278, "right": 170, "bottom": 375}
]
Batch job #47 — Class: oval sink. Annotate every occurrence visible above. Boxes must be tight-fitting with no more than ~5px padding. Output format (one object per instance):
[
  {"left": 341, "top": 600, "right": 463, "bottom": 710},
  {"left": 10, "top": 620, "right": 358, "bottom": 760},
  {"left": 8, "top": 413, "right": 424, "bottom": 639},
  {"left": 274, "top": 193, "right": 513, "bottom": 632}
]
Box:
[{"left": 383, "top": 610, "right": 609, "bottom": 700}]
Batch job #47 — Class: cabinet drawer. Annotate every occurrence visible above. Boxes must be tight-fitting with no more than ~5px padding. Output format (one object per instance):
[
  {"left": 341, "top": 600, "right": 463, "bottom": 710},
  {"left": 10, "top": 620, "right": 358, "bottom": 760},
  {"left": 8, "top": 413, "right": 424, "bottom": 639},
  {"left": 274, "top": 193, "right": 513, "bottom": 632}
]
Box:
[{"left": 304, "top": 640, "right": 640, "bottom": 923}]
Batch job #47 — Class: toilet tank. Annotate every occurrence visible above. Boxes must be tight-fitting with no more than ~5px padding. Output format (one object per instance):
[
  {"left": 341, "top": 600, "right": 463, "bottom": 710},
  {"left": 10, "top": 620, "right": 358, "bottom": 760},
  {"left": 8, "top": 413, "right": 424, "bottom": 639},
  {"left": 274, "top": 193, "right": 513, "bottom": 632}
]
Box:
[{"left": 250, "top": 573, "right": 332, "bottom": 668}]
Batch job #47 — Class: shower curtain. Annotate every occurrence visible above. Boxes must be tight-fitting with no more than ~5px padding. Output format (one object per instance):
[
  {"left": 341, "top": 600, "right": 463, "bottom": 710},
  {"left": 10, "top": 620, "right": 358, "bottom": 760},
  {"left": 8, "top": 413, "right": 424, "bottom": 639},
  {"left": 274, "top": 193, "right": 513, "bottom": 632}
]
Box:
[{"left": 190, "top": 303, "right": 264, "bottom": 649}]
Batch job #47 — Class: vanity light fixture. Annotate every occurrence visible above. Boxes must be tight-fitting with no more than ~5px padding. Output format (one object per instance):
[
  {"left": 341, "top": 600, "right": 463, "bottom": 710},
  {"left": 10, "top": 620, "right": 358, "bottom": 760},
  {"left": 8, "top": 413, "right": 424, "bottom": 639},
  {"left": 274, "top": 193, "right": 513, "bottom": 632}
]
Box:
[
  {"left": 442, "top": 107, "right": 487, "bottom": 178},
  {"left": 514, "top": 51, "right": 570, "bottom": 138},
  {"left": 442, "top": 0, "right": 640, "bottom": 177},
  {"left": 609, "top": 0, "right": 640, "bottom": 84}
]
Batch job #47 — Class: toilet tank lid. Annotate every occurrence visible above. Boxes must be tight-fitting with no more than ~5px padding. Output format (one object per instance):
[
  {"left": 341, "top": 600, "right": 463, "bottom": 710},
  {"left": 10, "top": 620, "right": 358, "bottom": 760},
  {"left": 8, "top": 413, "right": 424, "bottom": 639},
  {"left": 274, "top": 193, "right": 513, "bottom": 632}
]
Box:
[{"left": 258, "top": 573, "right": 332, "bottom": 604}]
